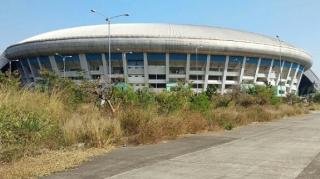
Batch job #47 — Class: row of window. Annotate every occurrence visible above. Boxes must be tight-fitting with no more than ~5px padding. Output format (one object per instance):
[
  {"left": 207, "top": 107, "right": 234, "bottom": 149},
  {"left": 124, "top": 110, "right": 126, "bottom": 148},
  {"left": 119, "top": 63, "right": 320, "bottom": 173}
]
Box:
[{"left": 16, "top": 52, "right": 305, "bottom": 85}]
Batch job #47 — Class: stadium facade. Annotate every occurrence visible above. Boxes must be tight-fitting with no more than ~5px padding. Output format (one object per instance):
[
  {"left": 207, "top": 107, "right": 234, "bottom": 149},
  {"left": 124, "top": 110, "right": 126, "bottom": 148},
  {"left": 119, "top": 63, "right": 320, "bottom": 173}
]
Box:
[{"left": 1, "top": 23, "right": 313, "bottom": 94}]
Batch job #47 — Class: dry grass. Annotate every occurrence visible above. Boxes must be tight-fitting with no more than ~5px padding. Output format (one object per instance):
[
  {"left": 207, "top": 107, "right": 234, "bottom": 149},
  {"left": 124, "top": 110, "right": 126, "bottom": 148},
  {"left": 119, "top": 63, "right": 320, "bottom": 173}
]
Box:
[{"left": 0, "top": 148, "right": 110, "bottom": 179}]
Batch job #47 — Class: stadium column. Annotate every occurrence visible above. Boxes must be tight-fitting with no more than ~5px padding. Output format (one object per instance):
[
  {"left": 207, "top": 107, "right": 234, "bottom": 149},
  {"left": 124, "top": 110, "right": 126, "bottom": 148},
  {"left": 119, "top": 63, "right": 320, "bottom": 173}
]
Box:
[
  {"left": 165, "top": 53, "right": 169, "bottom": 83},
  {"left": 290, "top": 64, "right": 300, "bottom": 93},
  {"left": 221, "top": 56, "right": 229, "bottom": 94},
  {"left": 239, "top": 56, "right": 246, "bottom": 84},
  {"left": 37, "top": 57, "right": 42, "bottom": 69},
  {"left": 79, "top": 54, "right": 91, "bottom": 80},
  {"left": 143, "top": 53, "right": 149, "bottom": 87},
  {"left": 49, "top": 56, "right": 59, "bottom": 74},
  {"left": 277, "top": 61, "right": 285, "bottom": 85},
  {"left": 122, "top": 53, "right": 128, "bottom": 83},
  {"left": 19, "top": 61, "right": 28, "bottom": 82},
  {"left": 27, "top": 59, "right": 36, "bottom": 80},
  {"left": 267, "top": 59, "right": 274, "bottom": 82},
  {"left": 297, "top": 68, "right": 304, "bottom": 95},
  {"left": 186, "top": 54, "right": 190, "bottom": 83},
  {"left": 254, "top": 58, "right": 261, "bottom": 83},
  {"left": 286, "top": 63, "right": 293, "bottom": 83},
  {"left": 204, "top": 55, "right": 210, "bottom": 91},
  {"left": 101, "top": 53, "right": 108, "bottom": 80}
]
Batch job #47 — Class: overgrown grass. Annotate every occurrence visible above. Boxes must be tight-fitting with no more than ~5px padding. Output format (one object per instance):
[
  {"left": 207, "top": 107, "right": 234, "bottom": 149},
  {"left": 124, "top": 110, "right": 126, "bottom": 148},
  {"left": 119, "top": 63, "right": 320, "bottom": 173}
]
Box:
[{"left": 0, "top": 72, "right": 314, "bottom": 178}]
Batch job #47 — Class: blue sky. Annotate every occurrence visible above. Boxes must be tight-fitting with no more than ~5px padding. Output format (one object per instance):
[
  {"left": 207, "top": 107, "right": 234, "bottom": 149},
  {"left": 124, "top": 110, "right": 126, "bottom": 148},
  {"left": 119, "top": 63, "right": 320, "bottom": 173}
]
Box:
[{"left": 1, "top": 0, "right": 319, "bottom": 75}]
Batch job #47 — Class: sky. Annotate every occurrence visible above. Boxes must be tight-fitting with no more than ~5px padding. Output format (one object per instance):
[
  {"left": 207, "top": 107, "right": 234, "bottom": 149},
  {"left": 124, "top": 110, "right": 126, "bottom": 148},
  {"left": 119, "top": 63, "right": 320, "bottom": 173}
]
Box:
[{"left": 1, "top": 0, "right": 320, "bottom": 76}]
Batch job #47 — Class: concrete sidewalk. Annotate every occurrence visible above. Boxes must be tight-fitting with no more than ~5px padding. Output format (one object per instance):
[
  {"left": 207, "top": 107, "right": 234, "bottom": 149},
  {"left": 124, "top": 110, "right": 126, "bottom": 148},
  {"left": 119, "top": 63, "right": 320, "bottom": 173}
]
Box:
[{"left": 46, "top": 112, "right": 320, "bottom": 179}]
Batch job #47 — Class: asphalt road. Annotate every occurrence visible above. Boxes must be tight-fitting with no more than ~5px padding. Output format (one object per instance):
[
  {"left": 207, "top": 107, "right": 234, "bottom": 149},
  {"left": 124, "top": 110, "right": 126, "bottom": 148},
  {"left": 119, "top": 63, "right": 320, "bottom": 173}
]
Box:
[{"left": 46, "top": 112, "right": 320, "bottom": 179}]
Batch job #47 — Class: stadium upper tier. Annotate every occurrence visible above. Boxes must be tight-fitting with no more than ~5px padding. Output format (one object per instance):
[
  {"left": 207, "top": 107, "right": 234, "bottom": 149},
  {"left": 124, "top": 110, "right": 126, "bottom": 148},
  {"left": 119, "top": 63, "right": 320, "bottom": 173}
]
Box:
[{"left": 3, "top": 23, "right": 312, "bottom": 68}]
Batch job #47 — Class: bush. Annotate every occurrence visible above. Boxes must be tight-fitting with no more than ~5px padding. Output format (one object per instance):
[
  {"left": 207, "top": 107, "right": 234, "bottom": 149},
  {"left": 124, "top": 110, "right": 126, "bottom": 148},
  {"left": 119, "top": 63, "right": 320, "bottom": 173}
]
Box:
[
  {"left": 190, "top": 93, "right": 211, "bottom": 112},
  {"left": 313, "top": 93, "right": 320, "bottom": 103}
]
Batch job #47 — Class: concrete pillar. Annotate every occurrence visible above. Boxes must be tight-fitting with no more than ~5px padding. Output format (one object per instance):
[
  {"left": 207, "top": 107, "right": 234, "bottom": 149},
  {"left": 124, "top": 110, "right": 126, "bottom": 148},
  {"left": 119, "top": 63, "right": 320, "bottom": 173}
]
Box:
[
  {"left": 49, "top": 56, "right": 59, "bottom": 75},
  {"left": 165, "top": 53, "right": 169, "bottom": 83},
  {"left": 101, "top": 53, "right": 108, "bottom": 79},
  {"left": 186, "top": 54, "right": 190, "bottom": 83},
  {"left": 286, "top": 63, "right": 293, "bottom": 81},
  {"left": 143, "top": 52, "right": 149, "bottom": 87},
  {"left": 296, "top": 68, "right": 304, "bottom": 95},
  {"left": 267, "top": 59, "right": 274, "bottom": 82},
  {"left": 239, "top": 56, "right": 246, "bottom": 84},
  {"left": 79, "top": 54, "right": 91, "bottom": 80},
  {"left": 122, "top": 53, "right": 128, "bottom": 83},
  {"left": 277, "top": 61, "right": 285, "bottom": 85},
  {"left": 37, "top": 57, "right": 42, "bottom": 70},
  {"left": 204, "top": 55, "right": 210, "bottom": 91},
  {"left": 254, "top": 58, "right": 261, "bottom": 84},
  {"left": 290, "top": 64, "right": 300, "bottom": 93},
  {"left": 19, "top": 61, "right": 28, "bottom": 81},
  {"left": 221, "top": 56, "right": 229, "bottom": 94},
  {"left": 27, "top": 59, "right": 36, "bottom": 79}
]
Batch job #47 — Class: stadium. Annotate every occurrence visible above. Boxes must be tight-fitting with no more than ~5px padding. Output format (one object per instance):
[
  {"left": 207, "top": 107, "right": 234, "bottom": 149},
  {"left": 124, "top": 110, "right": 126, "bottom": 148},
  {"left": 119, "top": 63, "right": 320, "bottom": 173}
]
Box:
[{"left": 0, "top": 23, "right": 313, "bottom": 95}]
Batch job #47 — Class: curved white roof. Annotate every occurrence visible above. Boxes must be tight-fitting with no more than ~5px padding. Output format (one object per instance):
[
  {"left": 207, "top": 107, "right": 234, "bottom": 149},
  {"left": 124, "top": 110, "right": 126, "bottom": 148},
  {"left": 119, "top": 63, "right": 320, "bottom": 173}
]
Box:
[
  {"left": 20, "top": 23, "right": 294, "bottom": 48},
  {"left": 4, "top": 23, "right": 312, "bottom": 68}
]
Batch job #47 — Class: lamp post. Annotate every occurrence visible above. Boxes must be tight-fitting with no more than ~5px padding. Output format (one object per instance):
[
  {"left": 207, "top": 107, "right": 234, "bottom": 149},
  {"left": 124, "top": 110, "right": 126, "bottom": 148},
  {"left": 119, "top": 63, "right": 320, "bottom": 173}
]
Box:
[
  {"left": 90, "top": 10, "right": 129, "bottom": 86},
  {"left": 55, "top": 53, "right": 72, "bottom": 79},
  {"left": 195, "top": 45, "right": 203, "bottom": 93},
  {"left": 276, "top": 35, "right": 283, "bottom": 95}
]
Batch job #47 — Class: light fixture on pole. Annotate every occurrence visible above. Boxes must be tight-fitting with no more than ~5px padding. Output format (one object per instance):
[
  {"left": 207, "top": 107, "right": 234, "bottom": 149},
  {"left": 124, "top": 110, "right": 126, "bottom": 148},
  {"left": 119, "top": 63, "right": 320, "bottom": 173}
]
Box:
[
  {"left": 90, "top": 10, "right": 129, "bottom": 85},
  {"left": 55, "top": 53, "right": 72, "bottom": 79},
  {"left": 195, "top": 45, "right": 203, "bottom": 93},
  {"left": 276, "top": 35, "right": 283, "bottom": 95}
]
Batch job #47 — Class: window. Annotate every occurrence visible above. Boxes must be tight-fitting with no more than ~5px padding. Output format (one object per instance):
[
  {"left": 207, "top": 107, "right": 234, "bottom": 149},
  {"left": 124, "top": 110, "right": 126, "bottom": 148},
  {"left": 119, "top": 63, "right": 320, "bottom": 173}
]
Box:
[
  {"left": 289, "top": 63, "right": 298, "bottom": 79},
  {"left": 149, "top": 74, "right": 166, "bottom": 80},
  {"left": 190, "top": 54, "right": 207, "bottom": 71},
  {"left": 271, "top": 59, "right": 280, "bottom": 79},
  {"left": 147, "top": 53, "right": 165, "bottom": 66},
  {"left": 86, "top": 53, "right": 102, "bottom": 71},
  {"left": 39, "top": 56, "right": 52, "bottom": 71},
  {"left": 208, "top": 75, "right": 222, "bottom": 81},
  {"left": 280, "top": 61, "right": 291, "bottom": 79},
  {"left": 127, "top": 53, "right": 144, "bottom": 66},
  {"left": 21, "top": 59, "right": 31, "bottom": 75},
  {"left": 210, "top": 55, "right": 226, "bottom": 72},
  {"left": 169, "top": 53, "right": 187, "bottom": 74},
  {"left": 189, "top": 75, "right": 203, "bottom": 80},
  {"left": 55, "top": 54, "right": 81, "bottom": 72},
  {"left": 259, "top": 58, "right": 272, "bottom": 74},
  {"left": 244, "top": 57, "right": 258, "bottom": 76},
  {"left": 28, "top": 57, "right": 40, "bottom": 76},
  {"left": 228, "top": 56, "right": 243, "bottom": 72},
  {"left": 106, "top": 53, "right": 123, "bottom": 74}
]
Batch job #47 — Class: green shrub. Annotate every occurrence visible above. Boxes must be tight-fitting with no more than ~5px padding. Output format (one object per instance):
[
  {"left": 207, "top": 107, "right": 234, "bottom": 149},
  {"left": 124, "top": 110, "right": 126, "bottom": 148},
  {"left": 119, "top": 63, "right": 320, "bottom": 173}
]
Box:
[
  {"left": 0, "top": 107, "right": 63, "bottom": 162},
  {"left": 205, "top": 85, "right": 218, "bottom": 99},
  {"left": 313, "top": 93, "right": 320, "bottom": 103},
  {"left": 190, "top": 93, "right": 211, "bottom": 112}
]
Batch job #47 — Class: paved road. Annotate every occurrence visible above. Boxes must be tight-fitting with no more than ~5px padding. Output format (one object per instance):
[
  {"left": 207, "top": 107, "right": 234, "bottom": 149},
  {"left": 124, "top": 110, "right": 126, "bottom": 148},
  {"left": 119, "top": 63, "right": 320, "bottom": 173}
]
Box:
[{"left": 47, "top": 112, "right": 320, "bottom": 179}]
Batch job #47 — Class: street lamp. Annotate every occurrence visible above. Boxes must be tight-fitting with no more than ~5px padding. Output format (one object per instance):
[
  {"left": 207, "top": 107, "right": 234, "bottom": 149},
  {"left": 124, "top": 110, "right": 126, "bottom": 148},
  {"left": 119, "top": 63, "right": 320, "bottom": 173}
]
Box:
[
  {"left": 90, "top": 10, "right": 129, "bottom": 85},
  {"left": 195, "top": 45, "right": 203, "bottom": 93},
  {"left": 55, "top": 53, "right": 72, "bottom": 79},
  {"left": 276, "top": 35, "right": 283, "bottom": 95}
]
